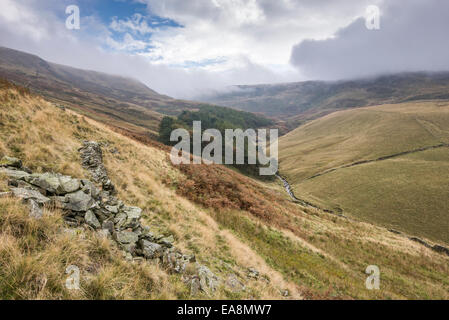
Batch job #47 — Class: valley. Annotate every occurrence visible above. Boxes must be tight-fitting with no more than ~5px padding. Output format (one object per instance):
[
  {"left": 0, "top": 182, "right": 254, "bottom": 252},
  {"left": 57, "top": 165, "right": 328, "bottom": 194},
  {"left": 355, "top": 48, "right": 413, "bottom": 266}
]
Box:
[{"left": 1, "top": 79, "right": 448, "bottom": 299}]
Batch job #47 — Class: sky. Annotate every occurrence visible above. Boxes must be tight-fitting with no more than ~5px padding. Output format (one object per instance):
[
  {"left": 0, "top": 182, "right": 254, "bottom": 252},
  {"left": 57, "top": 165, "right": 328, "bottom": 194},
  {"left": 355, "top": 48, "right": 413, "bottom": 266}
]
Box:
[{"left": 0, "top": 0, "right": 448, "bottom": 98}]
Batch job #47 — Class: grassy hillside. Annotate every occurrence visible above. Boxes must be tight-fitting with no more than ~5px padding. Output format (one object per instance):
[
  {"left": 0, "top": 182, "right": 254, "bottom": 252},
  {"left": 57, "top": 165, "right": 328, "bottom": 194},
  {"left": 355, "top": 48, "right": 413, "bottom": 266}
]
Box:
[
  {"left": 279, "top": 101, "right": 449, "bottom": 244},
  {"left": 0, "top": 46, "right": 202, "bottom": 137},
  {"left": 1, "top": 80, "right": 448, "bottom": 299},
  {"left": 202, "top": 72, "right": 449, "bottom": 129}
]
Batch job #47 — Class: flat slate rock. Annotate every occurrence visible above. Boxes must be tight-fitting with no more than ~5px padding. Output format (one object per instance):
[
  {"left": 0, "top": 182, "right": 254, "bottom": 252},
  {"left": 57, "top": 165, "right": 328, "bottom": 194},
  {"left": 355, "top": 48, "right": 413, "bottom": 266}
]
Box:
[
  {"left": 11, "top": 187, "right": 50, "bottom": 204},
  {"left": 25, "top": 172, "right": 80, "bottom": 195},
  {"left": 0, "top": 168, "right": 30, "bottom": 180}
]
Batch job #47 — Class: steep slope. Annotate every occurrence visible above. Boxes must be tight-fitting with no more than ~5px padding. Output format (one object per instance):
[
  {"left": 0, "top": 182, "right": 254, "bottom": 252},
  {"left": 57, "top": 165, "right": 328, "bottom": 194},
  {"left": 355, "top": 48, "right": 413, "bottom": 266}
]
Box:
[
  {"left": 279, "top": 101, "right": 449, "bottom": 244},
  {"left": 202, "top": 72, "right": 449, "bottom": 128},
  {"left": 0, "top": 80, "right": 448, "bottom": 299},
  {"left": 0, "top": 46, "right": 200, "bottom": 137}
]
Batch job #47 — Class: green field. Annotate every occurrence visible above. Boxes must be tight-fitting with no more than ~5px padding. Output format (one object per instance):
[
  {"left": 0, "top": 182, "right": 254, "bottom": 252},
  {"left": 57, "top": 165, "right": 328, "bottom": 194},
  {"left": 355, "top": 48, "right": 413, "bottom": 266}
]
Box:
[{"left": 279, "top": 101, "right": 449, "bottom": 244}]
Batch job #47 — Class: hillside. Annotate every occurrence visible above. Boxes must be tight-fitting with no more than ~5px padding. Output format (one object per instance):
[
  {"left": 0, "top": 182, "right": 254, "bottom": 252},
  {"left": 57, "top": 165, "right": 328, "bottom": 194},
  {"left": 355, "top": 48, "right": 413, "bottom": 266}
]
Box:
[
  {"left": 201, "top": 73, "right": 449, "bottom": 128},
  {"left": 1, "top": 80, "right": 448, "bottom": 299},
  {"left": 279, "top": 101, "right": 449, "bottom": 244},
  {"left": 0, "top": 47, "right": 201, "bottom": 137}
]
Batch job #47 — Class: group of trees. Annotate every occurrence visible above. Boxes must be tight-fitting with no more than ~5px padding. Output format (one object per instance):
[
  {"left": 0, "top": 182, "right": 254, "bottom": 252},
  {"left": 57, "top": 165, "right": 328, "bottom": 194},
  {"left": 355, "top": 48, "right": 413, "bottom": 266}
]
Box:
[{"left": 158, "top": 104, "right": 275, "bottom": 180}]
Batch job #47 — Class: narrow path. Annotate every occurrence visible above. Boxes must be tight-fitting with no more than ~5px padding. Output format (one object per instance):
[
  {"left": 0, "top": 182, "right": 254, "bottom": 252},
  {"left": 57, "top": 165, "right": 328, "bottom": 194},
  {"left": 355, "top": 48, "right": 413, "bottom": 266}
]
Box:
[{"left": 306, "top": 143, "right": 449, "bottom": 181}]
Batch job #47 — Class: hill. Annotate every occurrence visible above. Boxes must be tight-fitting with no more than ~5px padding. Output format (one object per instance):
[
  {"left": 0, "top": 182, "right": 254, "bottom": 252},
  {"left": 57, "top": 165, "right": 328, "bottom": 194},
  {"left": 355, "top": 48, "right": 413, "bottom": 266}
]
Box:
[
  {"left": 0, "top": 46, "right": 201, "bottom": 137},
  {"left": 0, "top": 79, "right": 448, "bottom": 299},
  {"left": 201, "top": 72, "right": 449, "bottom": 129},
  {"left": 279, "top": 101, "right": 449, "bottom": 244}
]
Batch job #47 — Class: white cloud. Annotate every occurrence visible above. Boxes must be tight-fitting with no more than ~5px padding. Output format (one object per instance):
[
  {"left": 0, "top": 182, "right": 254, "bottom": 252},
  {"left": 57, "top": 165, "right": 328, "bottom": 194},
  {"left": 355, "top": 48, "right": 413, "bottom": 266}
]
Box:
[
  {"left": 0, "top": 0, "right": 399, "bottom": 99},
  {"left": 141, "top": 0, "right": 373, "bottom": 69},
  {"left": 290, "top": 0, "right": 449, "bottom": 80},
  {"left": 109, "top": 14, "right": 155, "bottom": 35},
  {"left": 0, "top": 0, "right": 52, "bottom": 41}
]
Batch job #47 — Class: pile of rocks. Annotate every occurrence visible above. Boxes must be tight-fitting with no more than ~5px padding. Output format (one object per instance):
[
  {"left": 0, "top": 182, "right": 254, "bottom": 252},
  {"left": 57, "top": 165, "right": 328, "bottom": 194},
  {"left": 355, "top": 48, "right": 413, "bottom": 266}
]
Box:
[
  {"left": 79, "top": 141, "right": 115, "bottom": 193},
  {"left": 0, "top": 143, "right": 221, "bottom": 296}
]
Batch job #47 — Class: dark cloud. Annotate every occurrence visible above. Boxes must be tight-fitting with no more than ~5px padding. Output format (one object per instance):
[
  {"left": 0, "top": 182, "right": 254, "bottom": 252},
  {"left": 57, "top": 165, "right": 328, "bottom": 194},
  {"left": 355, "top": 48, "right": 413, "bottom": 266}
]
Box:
[{"left": 290, "top": 0, "right": 449, "bottom": 80}]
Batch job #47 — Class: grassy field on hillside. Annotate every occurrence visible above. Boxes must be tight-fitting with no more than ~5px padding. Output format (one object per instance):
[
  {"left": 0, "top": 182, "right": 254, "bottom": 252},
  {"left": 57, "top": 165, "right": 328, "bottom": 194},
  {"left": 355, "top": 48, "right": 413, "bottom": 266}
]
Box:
[{"left": 279, "top": 102, "right": 449, "bottom": 244}]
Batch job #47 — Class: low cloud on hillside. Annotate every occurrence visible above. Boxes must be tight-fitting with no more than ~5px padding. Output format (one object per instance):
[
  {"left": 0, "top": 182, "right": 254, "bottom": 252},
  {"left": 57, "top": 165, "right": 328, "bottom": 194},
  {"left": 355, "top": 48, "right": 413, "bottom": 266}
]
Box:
[{"left": 290, "top": 0, "right": 449, "bottom": 80}]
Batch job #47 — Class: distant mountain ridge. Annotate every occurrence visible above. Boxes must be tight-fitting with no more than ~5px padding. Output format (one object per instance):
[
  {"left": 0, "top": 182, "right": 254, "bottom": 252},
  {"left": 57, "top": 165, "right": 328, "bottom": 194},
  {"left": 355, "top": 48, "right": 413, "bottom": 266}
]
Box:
[
  {"left": 0, "top": 46, "right": 200, "bottom": 136},
  {"left": 201, "top": 72, "right": 449, "bottom": 128}
]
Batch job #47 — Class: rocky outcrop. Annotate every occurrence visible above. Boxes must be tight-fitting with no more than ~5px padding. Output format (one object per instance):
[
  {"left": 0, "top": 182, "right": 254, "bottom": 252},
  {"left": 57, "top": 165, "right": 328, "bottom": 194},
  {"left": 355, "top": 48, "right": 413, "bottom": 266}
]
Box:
[
  {"left": 0, "top": 151, "right": 222, "bottom": 295},
  {"left": 79, "top": 141, "right": 114, "bottom": 193},
  {"left": 10, "top": 187, "right": 50, "bottom": 204}
]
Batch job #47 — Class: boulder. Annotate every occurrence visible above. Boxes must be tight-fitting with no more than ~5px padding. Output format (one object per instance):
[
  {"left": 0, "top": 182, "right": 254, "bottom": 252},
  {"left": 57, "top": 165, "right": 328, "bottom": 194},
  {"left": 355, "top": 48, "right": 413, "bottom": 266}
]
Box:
[
  {"left": 85, "top": 210, "right": 101, "bottom": 229},
  {"left": 139, "top": 227, "right": 156, "bottom": 241},
  {"left": 105, "top": 205, "right": 119, "bottom": 214},
  {"left": 11, "top": 187, "right": 50, "bottom": 204},
  {"left": 102, "top": 220, "right": 115, "bottom": 234},
  {"left": 0, "top": 168, "right": 30, "bottom": 180},
  {"left": 28, "top": 199, "right": 43, "bottom": 219},
  {"left": 25, "top": 173, "right": 80, "bottom": 195},
  {"left": 122, "top": 206, "right": 141, "bottom": 227},
  {"left": 63, "top": 190, "right": 95, "bottom": 212},
  {"left": 113, "top": 212, "right": 127, "bottom": 230},
  {"left": 0, "top": 156, "right": 22, "bottom": 168},
  {"left": 115, "top": 230, "right": 139, "bottom": 244},
  {"left": 92, "top": 207, "right": 114, "bottom": 222},
  {"left": 196, "top": 264, "right": 220, "bottom": 295},
  {"left": 8, "top": 179, "right": 41, "bottom": 191},
  {"left": 80, "top": 179, "right": 100, "bottom": 199},
  {"left": 139, "top": 240, "right": 163, "bottom": 259},
  {"left": 114, "top": 206, "right": 142, "bottom": 230}
]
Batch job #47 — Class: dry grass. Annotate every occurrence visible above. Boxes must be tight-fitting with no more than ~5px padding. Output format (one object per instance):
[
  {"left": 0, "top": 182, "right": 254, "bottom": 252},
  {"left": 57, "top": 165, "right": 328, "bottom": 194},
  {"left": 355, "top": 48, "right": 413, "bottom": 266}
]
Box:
[
  {"left": 279, "top": 102, "right": 449, "bottom": 243},
  {"left": 0, "top": 197, "right": 186, "bottom": 300}
]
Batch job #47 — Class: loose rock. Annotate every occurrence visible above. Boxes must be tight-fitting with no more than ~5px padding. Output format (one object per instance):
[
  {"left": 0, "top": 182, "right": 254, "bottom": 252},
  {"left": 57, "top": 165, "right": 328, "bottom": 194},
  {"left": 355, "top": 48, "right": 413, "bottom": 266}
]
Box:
[
  {"left": 139, "top": 240, "right": 163, "bottom": 259},
  {"left": 11, "top": 187, "right": 50, "bottom": 204},
  {"left": 85, "top": 210, "right": 101, "bottom": 229},
  {"left": 63, "top": 190, "right": 95, "bottom": 212},
  {"left": 0, "top": 168, "right": 30, "bottom": 180},
  {"left": 25, "top": 173, "right": 80, "bottom": 195},
  {"left": 196, "top": 264, "right": 220, "bottom": 296},
  {"left": 28, "top": 199, "right": 43, "bottom": 219},
  {"left": 116, "top": 230, "right": 139, "bottom": 244},
  {"left": 0, "top": 156, "right": 22, "bottom": 168}
]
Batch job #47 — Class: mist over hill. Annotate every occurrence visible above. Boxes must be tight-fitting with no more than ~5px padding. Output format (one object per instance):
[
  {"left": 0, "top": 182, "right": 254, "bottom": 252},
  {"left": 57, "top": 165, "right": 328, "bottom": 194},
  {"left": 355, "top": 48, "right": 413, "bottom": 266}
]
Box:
[{"left": 200, "top": 72, "right": 449, "bottom": 128}]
